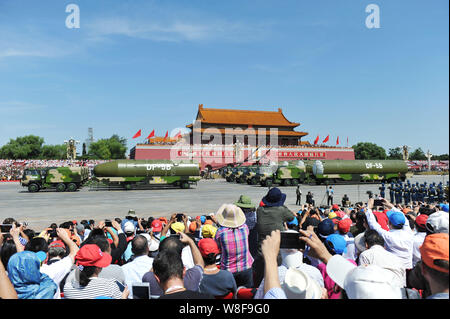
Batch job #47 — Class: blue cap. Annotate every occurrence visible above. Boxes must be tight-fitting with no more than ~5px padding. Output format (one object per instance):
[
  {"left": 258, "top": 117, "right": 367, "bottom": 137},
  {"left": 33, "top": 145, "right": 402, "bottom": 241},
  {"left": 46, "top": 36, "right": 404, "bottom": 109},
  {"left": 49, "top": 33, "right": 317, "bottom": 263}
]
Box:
[
  {"left": 324, "top": 234, "right": 347, "bottom": 255},
  {"left": 386, "top": 210, "right": 406, "bottom": 227},
  {"left": 35, "top": 251, "right": 47, "bottom": 263},
  {"left": 287, "top": 217, "right": 299, "bottom": 226},
  {"left": 317, "top": 219, "right": 335, "bottom": 238},
  {"left": 439, "top": 204, "right": 449, "bottom": 213},
  {"left": 200, "top": 215, "right": 206, "bottom": 224}
]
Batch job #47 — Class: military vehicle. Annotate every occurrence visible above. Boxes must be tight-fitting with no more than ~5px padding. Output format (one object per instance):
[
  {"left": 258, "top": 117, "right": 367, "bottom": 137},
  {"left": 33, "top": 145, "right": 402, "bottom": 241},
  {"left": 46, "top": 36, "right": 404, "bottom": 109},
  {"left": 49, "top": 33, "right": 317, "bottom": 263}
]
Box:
[
  {"left": 311, "top": 160, "right": 411, "bottom": 184},
  {"left": 225, "top": 167, "right": 246, "bottom": 182},
  {"left": 91, "top": 159, "right": 201, "bottom": 190},
  {"left": 235, "top": 166, "right": 259, "bottom": 184},
  {"left": 21, "top": 167, "right": 90, "bottom": 192},
  {"left": 256, "top": 161, "right": 313, "bottom": 187}
]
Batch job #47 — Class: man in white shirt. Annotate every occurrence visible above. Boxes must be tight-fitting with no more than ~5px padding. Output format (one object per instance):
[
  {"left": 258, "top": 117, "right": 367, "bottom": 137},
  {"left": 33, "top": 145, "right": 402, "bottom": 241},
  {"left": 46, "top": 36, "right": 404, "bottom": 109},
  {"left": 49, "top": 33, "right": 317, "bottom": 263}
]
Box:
[
  {"left": 364, "top": 198, "right": 414, "bottom": 270},
  {"left": 358, "top": 229, "right": 406, "bottom": 287},
  {"left": 121, "top": 235, "right": 154, "bottom": 298},
  {"left": 40, "top": 228, "right": 79, "bottom": 299},
  {"left": 412, "top": 214, "right": 428, "bottom": 267}
]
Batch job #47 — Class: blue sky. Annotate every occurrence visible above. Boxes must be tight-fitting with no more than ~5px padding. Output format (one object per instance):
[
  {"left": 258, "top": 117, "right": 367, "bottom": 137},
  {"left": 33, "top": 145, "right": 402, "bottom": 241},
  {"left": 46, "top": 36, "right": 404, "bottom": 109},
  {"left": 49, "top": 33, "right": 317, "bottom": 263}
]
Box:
[{"left": 0, "top": 0, "right": 448, "bottom": 155}]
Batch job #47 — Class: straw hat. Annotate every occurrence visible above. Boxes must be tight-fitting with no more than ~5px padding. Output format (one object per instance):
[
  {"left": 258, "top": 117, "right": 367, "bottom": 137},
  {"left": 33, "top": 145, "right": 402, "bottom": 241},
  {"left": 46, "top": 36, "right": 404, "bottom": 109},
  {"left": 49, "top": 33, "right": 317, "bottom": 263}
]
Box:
[
  {"left": 282, "top": 267, "right": 322, "bottom": 299},
  {"left": 215, "top": 204, "right": 246, "bottom": 228}
]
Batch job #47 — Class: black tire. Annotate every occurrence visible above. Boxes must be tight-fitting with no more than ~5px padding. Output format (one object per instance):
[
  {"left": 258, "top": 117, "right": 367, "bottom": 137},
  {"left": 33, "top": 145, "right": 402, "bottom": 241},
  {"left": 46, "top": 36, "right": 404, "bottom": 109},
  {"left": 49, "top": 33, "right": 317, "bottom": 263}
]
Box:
[
  {"left": 283, "top": 179, "right": 292, "bottom": 186},
  {"left": 266, "top": 179, "right": 273, "bottom": 187},
  {"left": 181, "top": 182, "right": 190, "bottom": 189},
  {"left": 67, "top": 183, "right": 77, "bottom": 192},
  {"left": 56, "top": 183, "right": 66, "bottom": 192},
  {"left": 291, "top": 179, "right": 299, "bottom": 186},
  {"left": 123, "top": 183, "right": 132, "bottom": 191},
  {"left": 28, "top": 183, "right": 39, "bottom": 193}
]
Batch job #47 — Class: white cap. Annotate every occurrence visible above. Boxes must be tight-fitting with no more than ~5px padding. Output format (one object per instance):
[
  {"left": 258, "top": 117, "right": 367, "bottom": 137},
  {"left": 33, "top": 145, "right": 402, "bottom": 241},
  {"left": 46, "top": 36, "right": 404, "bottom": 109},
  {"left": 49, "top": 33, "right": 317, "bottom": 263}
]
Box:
[
  {"left": 326, "top": 255, "right": 402, "bottom": 299},
  {"left": 281, "top": 249, "right": 303, "bottom": 269},
  {"left": 282, "top": 267, "right": 322, "bottom": 299},
  {"left": 123, "top": 221, "right": 135, "bottom": 233},
  {"left": 354, "top": 232, "right": 367, "bottom": 254},
  {"left": 426, "top": 211, "right": 449, "bottom": 234}
]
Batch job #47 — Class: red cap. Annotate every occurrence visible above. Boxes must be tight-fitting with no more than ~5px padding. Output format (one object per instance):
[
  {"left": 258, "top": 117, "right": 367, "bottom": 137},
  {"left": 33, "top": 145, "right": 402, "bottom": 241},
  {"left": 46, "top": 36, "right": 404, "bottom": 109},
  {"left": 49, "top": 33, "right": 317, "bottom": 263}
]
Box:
[
  {"left": 332, "top": 204, "right": 340, "bottom": 211},
  {"left": 75, "top": 244, "right": 112, "bottom": 268},
  {"left": 337, "top": 218, "right": 352, "bottom": 234},
  {"left": 189, "top": 222, "right": 197, "bottom": 232},
  {"left": 198, "top": 238, "right": 220, "bottom": 257},
  {"left": 419, "top": 233, "right": 449, "bottom": 274},
  {"left": 415, "top": 214, "right": 429, "bottom": 229},
  {"left": 49, "top": 240, "right": 65, "bottom": 249},
  {"left": 151, "top": 219, "right": 163, "bottom": 232}
]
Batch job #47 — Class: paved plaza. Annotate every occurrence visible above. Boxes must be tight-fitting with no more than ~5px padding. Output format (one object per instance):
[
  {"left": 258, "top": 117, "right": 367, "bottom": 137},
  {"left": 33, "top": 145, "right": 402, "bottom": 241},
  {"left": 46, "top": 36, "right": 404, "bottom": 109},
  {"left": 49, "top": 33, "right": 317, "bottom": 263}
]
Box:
[{"left": 0, "top": 174, "right": 448, "bottom": 232}]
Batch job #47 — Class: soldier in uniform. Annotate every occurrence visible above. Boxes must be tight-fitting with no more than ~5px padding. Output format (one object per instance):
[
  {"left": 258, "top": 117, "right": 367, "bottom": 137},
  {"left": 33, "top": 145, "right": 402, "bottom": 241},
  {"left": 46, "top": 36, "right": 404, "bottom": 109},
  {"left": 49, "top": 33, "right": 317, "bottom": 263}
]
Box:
[
  {"left": 389, "top": 182, "right": 395, "bottom": 203},
  {"left": 395, "top": 184, "right": 402, "bottom": 205},
  {"left": 437, "top": 183, "right": 444, "bottom": 203},
  {"left": 296, "top": 185, "right": 302, "bottom": 205},
  {"left": 411, "top": 184, "right": 417, "bottom": 202},
  {"left": 418, "top": 184, "right": 426, "bottom": 203},
  {"left": 428, "top": 185, "right": 436, "bottom": 204},
  {"left": 403, "top": 184, "right": 411, "bottom": 205},
  {"left": 379, "top": 183, "right": 386, "bottom": 198}
]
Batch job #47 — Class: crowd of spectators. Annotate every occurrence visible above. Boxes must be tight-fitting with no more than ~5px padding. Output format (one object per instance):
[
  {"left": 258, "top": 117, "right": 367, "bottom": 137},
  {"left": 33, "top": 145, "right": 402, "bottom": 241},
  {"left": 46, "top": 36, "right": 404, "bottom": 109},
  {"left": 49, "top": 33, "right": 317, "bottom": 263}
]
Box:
[
  {"left": 0, "top": 186, "right": 448, "bottom": 300},
  {"left": 0, "top": 160, "right": 107, "bottom": 181}
]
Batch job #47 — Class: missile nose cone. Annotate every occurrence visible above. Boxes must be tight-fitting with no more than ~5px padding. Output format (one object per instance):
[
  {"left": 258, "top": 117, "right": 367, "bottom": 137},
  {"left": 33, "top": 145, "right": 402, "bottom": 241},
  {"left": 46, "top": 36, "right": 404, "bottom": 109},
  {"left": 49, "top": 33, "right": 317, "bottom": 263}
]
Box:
[{"left": 93, "top": 162, "right": 117, "bottom": 177}]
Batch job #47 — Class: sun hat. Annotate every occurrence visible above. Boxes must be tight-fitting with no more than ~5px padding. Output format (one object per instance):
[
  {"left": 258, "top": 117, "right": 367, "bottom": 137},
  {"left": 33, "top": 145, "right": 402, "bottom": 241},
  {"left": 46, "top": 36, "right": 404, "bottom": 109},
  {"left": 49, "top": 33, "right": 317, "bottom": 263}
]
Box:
[
  {"left": 426, "top": 211, "right": 449, "bottom": 234},
  {"left": 202, "top": 224, "right": 217, "bottom": 238},
  {"left": 419, "top": 233, "right": 449, "bottom": 274},
  {"left": 127, "top": 209, "right": 137, "bottom": 217},
  {"left": 198, "top": 238, "right": 220, "bottom": 258},
  {"left": 414, "top": 214, "right": 429, "bottom": 229},
  {"left": 354, "top": 232, "right": 367, "bottom": 253},
  {"left": 386, "top": 210, "right": 405, "bottom": 227},
  {"left": 282, "top": 267, "right": 322, "bottom": 299},
  {"left": 171, "top": 222, "right": 185, "bottom": 233},
  {"left": 281, "top": 249, "right": 303, "bottom": 269},
  {"left": 234, "top": 195, "right": 256, "bottom": 209},
  {"left": 261, "top": 187, "right": 286, "bottom": 207},
  {"left": 337, "top": 219, "right": 352, "bottom": 234},
  {"left": 317, "top": 219, "right": 335, "bottom": 239},
  {"left": 326, "top": 255, "right": 402, "bottom": 299},
  {"left": 215, "top": 204, "right": 246, "bottom": 228},
  {"left": 324, "top": 234, "right": 347, "bottom": 255},
  {"left": 123, "top": 221, "right": 135, "bottom": 233},
  {"left": 151, "top": 219, "right": 163, "bottom": 232},
  {"left": 75, "top": 244, "right": 112, "bottom": 268}
]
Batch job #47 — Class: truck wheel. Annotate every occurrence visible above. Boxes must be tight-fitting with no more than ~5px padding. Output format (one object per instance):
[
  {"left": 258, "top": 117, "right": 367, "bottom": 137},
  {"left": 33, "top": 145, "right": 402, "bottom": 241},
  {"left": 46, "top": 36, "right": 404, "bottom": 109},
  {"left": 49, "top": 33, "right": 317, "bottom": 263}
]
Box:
[
  {"left": 291, "top": 179, "right": 299, "bottom": 186},
  {"left": 56, "top": 183, "right": 66, "bottom": 192},
  {"left": 123, "top": 183, "right": 132, "bottom": 191},
  {"left": 67, "top": 183, "right": 77, "bottom": 192},
  {"left": 266, "top": 179, "right": 273, "bottom": 187},
  {"left": 28, "top": 183, "right": 39, "bottom": 193},
  {"left": 181, "top": 182, "right": 190, "bottom": 189},
  {"left": 283, "top": 179, "right": 292, "bottom": 186},
  {"left": 250, "top": 178, "right": 257, "bottom": 185}
]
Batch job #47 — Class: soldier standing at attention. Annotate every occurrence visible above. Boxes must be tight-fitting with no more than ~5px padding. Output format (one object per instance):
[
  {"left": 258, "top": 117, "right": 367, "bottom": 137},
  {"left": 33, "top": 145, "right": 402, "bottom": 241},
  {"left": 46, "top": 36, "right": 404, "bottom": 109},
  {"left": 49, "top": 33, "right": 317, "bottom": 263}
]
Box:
[
  {"left": 326, "top": 186, "right": 334, "bottom": 206},
  {"left": 389, "top": 182, "right": 395, "bottom": 203},
  {"left": 379, "top": 183, "right": 386, "bottom": 198},
  {"left": 296, "top": 185, "right": 302, "bottom": 205}
]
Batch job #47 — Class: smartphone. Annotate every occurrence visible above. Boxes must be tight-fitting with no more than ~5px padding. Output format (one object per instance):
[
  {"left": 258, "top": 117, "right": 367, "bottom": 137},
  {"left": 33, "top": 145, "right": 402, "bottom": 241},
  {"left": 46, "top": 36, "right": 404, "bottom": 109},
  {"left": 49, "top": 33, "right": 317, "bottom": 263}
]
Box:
[
  {"left": 115, "top": 281, "right": 125, "bottom": 292},
  {"left": 105, "top": 220, "right": 113, "bottom": 227},
  {"left": 132, "top": 282, "right": 150, "bottom": 299},
  {"left": 280, "top": 231, "right": 305, "bottom": 250},
  {"left": 373, "top": 199, "right": 384, "bottom": 207},
  {"left": 0, "top": 224, "right": 13, "bottom": 233}
]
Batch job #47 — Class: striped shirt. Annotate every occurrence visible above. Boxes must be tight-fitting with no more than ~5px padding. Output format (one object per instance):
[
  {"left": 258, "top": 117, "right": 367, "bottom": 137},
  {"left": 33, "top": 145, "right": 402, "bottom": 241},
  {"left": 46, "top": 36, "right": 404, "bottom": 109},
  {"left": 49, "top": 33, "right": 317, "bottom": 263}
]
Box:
[
  {"left": 215, "top": 224, "right": 253, "bottom": 273},
  {"left": 63, "top": 276, "right": 123, "bottom": 299}
]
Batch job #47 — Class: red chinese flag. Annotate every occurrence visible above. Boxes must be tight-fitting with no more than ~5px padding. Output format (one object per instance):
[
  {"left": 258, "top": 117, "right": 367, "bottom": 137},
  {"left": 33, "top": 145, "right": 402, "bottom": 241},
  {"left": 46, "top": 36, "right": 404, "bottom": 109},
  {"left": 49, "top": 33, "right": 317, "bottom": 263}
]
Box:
[
  {"left": 132, "top": 129, "right": 141, "bottom": 139},
  {"left": 314, "top": 135, "right": 319, "bottom": 145},
  {"left": 164, "top": 130, "right": 168, "bottom": 140},
  {"left": 323, "top": 135, "right": 329, "bottom": 143},
  {"left": 336, "top": 136, "right": 339, "bottom": 145},
  {"left": 146, "top": 129, "right": 155, "bottom": 139}
]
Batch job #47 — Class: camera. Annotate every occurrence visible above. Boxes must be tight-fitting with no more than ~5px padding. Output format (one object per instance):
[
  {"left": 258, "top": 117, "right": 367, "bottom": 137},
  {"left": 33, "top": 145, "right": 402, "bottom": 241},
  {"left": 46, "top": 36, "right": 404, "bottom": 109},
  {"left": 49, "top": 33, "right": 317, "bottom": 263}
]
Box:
[{"left": 105, "top": 219, "right": 113, "bottom": 227}]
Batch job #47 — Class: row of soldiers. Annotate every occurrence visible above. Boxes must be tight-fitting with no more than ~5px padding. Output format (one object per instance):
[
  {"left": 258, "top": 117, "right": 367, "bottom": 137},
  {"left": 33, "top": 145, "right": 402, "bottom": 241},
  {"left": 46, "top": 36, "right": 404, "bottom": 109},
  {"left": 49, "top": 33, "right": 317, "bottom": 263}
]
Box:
[{"left": 379, "top": 181, "right": 448, "bottom": 205}]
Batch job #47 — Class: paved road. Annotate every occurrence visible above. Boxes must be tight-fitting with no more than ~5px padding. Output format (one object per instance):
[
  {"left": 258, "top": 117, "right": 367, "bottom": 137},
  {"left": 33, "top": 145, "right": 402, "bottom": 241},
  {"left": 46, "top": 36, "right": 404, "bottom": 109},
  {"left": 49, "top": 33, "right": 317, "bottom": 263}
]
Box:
[{"left": 1, "top": 174, "right": 448, "bottom": 232}]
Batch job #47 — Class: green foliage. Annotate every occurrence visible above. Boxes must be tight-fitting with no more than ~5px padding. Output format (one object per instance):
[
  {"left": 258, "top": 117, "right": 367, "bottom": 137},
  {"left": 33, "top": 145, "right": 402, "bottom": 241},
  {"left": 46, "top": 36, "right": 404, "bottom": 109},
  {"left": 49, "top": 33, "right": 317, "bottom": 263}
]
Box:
[
  {"left": 0, "top": 135, "right": 44, "bottom": 159},
  {"left": 40, "top": 144, "right": 67, "bottom": 160},
  {"left": 88, "top": 134, "right": 127, "bottom": 159},
  {"left": 409, "top": 148, "right": 427, "bottom": 160},
  {"left": 432, "top": 154, "right": 449, "bottom": 160},
  {"left": 352, "top": 142, "right": 387, "bottom": 160},
  {"left": 388, "top": 147, "right": 403, "bottom": 159}
]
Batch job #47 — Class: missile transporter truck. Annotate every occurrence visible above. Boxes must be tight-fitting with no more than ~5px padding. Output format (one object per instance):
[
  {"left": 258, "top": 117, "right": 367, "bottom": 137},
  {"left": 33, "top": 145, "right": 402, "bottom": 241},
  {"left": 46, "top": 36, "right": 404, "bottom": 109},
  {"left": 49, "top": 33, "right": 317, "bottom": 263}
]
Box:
[
  {"left": 92, "top": 160, "right": 201, "bottom": 190},
  {"left": 236, "top": 166, "right": 259, "bottom": 184},
  {"left": 21, "top": 167, "right": 90, "bottom": 192},
  {"left": 258, "top": 161, "right": 313, "bottom": 187},
  {"left": 311, "top": 160, "right": 411, "bottom": 184}
]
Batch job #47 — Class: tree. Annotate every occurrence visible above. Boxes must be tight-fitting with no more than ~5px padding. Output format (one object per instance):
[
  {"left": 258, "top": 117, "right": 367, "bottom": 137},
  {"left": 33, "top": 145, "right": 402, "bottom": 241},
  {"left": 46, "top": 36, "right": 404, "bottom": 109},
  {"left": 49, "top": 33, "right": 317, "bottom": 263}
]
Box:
[
  {"left": 88, "top": 134, "right": 127, "bottom": 159},
  {"left": 40, "top": 144, "right": 67, "bottom": 159},
  {"left": 409, "top": 148, "right": 427, "bottom": 160},
  {"left": 352, "top": 142, "right": 387, "bottom": 160},
  {"left": 0, "top": 135, "right": 44, "bottom": 159},
  {"left": 82, "top": 143, "right": 87, "bottom": 156},
  {"left": 388, "top": 147, "right": 403, "bottom": 159}
]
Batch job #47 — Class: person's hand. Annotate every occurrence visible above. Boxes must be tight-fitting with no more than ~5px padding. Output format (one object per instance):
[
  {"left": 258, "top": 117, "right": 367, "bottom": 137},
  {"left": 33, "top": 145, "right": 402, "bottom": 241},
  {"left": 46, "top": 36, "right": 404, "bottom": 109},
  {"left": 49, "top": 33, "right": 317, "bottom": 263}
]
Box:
[
  {"left": 111, "top": 220, "right": 121, "bottom": 231},
  {"left": 96, "top": 220, "right": 105, "bottom": 229},
  {"left": 261, "top": 230, "right": 281, "bottom": 262},
  {"left": 56, "top": 228, "right": 70, "bottom": 241},
  {"left": 179, "top": 232, "right": 193, "bottom": 245},
  {"left": 170, "top": 213, "right": 177, "bottom": 223},
  {"left": 121, "top": 286, "right": 130, "bottom": 299},
  {"left": 367, "top": 198, "right": 374, "bottom": 210},
  {"left": 9, "top": 224, "right": 20, "bottom": 239},
  {"left": 299, "top": 228, "right": 332, "bottom": 264}
]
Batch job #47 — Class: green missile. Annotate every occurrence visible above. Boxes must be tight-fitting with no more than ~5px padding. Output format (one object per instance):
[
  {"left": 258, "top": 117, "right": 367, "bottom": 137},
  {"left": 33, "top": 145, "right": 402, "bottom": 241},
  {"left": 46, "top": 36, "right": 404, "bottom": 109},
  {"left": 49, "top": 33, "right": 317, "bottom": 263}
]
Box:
[
  {"left": 312, "top": 160, "right": 408, "bottom": 176},
  {"left": 94, "top": 160, "right": 200, "bottom": 177}
]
